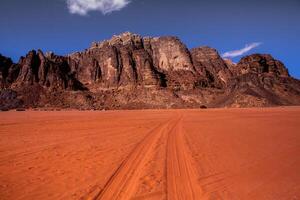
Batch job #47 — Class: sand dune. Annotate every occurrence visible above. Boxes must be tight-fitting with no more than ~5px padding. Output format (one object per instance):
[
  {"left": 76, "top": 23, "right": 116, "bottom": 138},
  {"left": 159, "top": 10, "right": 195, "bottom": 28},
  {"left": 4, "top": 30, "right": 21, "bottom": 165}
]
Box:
[{"left": 0, "top": 108, "right": 299, "bottom": 199}]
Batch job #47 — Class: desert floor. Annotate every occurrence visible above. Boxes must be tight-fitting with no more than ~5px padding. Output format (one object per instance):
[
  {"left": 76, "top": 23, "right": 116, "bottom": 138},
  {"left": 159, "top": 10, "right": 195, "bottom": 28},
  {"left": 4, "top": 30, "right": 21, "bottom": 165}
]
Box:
[{"left": 0, "top": 107, "right": 299, "bottom": 200}]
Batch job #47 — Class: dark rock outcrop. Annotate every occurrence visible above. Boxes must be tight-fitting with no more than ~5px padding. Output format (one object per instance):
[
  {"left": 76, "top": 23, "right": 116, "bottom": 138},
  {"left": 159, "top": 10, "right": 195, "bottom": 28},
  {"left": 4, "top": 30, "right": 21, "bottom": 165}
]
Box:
[
  {"left": 1, "top": 32, "right": 300, "bottom": 109},
  {"left": 13, "top": 50, "right": 85, "bottom": 90},
  {"left": 0, "top": 54, "right": 14, "bottom": 88}
]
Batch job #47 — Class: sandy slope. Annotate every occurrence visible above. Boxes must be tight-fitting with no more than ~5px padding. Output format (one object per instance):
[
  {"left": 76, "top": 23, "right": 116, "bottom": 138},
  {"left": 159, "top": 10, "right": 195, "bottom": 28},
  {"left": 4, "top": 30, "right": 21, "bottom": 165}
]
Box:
[{"left": 0, "top": 108, "right": 299, "bottom": 200}]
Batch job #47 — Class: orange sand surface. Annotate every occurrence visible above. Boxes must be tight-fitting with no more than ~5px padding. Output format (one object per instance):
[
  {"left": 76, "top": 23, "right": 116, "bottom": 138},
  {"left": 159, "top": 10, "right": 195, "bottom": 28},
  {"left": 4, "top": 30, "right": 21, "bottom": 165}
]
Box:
[{"left": 0, "top": 107, "right": 299, "bottom": 200}]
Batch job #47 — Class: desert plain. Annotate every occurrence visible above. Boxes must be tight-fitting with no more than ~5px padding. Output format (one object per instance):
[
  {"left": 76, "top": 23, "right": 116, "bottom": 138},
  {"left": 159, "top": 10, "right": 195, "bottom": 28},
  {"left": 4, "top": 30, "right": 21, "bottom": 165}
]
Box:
[{"left": 0, "top": 107, "right": 299, "bottom": 200}]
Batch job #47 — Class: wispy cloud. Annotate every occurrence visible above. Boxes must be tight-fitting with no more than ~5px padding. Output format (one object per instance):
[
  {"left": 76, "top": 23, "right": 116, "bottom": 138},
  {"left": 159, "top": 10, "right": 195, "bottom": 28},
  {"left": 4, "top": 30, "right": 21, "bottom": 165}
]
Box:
[
  {"left": 67, "top": 0, "right": 131, "bottom": 16},
  {"left": 222, "top": 42, "right": 262, "bottom": 58}
]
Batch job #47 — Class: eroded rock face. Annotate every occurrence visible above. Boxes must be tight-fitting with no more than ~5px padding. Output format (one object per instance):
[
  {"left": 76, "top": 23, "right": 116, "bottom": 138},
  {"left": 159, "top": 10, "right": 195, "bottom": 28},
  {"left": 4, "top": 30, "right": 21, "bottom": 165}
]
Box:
[
  {"left": 1, "top": 32, "right": 300, "bottom": 109},
  {"left": 69, "top": 46, "right": 121, "bottom": 87},
  {"left": 6, "top": 64, "right": 21, "bottom": 86},
  {"left": 149, "top": 36, "right": 194, "bottom": 72},
  {"left": 13, "top": 50, "right": 84, "bottom": 90},
  {"left": 68, "top": 33, "right": 197, "bottom": 89},
  {"left": 235, "top": 54, "right": 289, "bottom": 77},
  {"left": 223, "top": 58, "right": 236, "bottom": 73},
  {"left": 191, "top": 46, "right": 232, "bottom": 88},
  {"left": 148, "top": 36, "right": 199, "bottom": 90},
  {"left": 132, "top": 49, "right": 166, "bottom": 87},
  {"left": 0, "top": 54, "right": 14, "bottom": 88},
  {"left": 224, "top": 54, "right": 300, "bottom": 107},
  {"left": 17, "top": 50, "right": 40, "bottom": 84}
]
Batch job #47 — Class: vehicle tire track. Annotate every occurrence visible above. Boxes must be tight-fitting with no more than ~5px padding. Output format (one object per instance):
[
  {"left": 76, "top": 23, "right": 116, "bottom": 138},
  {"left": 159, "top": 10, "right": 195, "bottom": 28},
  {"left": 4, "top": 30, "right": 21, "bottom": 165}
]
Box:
[
  {"left": 85, "top": 119, "right": 174, "bottom": 200},
  {"left": 131, "top": 119, "right": 170, "bottom": 200},
  {"left": 166, "top": 116, "right": 204, "bottom": 200}
]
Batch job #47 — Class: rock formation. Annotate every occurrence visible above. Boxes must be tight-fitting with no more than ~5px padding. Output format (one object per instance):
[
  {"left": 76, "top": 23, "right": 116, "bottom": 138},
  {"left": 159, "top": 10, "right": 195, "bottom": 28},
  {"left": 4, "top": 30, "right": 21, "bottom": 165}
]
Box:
[
  {"left": 231, "top": 54, "right": 300, "bottom": 106},
  {"left": 0, "top": 54, "right": 14, "bottom": 88},
  {"left": 1, "top": 32, "right": 300, "bottom": 110},
  {"left": 191, "top": 46, "right": 232, "bottom": 88},
  {"left": 14, "top": 50, "right": 85, "bottom": 90}
]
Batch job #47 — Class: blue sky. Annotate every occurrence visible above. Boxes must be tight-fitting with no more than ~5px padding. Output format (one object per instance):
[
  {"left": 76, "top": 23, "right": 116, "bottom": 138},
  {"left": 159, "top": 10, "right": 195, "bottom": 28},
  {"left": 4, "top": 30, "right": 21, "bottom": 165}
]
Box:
[{"left": 0, "top": 0, "right": 299, "bottom": 78}]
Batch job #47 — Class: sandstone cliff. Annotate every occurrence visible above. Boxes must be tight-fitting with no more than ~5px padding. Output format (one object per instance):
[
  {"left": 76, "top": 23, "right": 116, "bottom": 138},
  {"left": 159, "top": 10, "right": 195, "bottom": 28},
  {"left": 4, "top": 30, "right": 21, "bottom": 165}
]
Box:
[{"left": 1, "top": 32, "right": 299, "bottom": 110}]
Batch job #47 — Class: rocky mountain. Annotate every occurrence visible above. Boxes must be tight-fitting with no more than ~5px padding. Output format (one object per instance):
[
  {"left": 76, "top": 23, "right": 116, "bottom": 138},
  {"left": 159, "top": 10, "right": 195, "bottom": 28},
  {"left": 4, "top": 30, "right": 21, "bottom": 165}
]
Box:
[{"left": 1, "top": 32, "right": 300, "bottom": 110}]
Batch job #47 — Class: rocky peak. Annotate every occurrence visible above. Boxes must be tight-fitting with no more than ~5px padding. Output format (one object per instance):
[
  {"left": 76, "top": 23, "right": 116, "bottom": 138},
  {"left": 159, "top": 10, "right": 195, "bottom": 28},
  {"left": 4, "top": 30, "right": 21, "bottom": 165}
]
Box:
[
  {"left": 11, "top": 50, "right": 84, "bottom": 90},
  {"left": 192, "top": 46, "right": 220, "bottom": 58},
  {"left": 90, "top": 32, "right": 143, "bottom": 50},
  {"left": 17, "top": 50, "right": 40, "bottom": 84},
  {"left": 236, "top": 54, "right": 290, "bottom": 77},
  {"left": 0, "top": 54, "right": 14, "bottom": 88},
  {"left": 67, "top": 33, "right": 200, "bottom": 90},
  {"left": 0, "top": 54, "right": 13, "bottom": 68}
]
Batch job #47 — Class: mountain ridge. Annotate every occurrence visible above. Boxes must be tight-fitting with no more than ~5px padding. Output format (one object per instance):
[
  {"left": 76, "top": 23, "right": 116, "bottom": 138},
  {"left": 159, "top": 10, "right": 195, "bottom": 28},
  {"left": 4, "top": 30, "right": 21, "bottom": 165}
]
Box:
[{"left": 1, "top": 32, "right": 300, "bottom": 110}]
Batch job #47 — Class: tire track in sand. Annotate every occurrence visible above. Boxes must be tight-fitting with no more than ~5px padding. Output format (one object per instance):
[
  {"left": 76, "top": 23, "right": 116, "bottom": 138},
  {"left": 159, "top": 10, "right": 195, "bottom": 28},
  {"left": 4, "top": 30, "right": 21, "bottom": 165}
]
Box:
[
  {"left": 166, "top": 116, "right": 203, "bottom": 200},
  {"left": 84, "top": 114, "right": 204, "bottom": 200},
  {"left": 85, "top": 119, "right": 174, "bottom": 200}
]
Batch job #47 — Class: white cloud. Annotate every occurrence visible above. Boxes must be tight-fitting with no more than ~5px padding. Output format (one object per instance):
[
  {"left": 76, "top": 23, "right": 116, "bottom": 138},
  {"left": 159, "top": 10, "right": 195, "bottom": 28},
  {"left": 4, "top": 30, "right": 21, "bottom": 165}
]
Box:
[
  {"left": 222, "top": 42, "right": 262, "bottom": 58},
  {"left": 67, "top": 0, "right": 131, "bottom": 16}
]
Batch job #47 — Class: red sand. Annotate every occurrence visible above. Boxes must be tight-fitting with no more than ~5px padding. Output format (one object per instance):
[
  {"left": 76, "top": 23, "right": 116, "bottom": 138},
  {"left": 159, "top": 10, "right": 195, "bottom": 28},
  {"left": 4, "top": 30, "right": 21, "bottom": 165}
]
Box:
[{"left": 0, "top": 107, "right": 299, "bottom": 200}]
